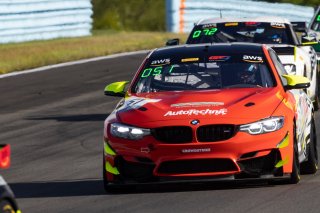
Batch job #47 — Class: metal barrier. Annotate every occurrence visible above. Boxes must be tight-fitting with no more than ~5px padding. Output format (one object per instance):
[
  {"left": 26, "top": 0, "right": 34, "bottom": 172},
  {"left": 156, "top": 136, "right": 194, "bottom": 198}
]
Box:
[
  {"left": 166, "top": 0, "right": 314, "bottom": 33},
  {"left": 0, "top": 0, "right": 92, "bottom": 43}
]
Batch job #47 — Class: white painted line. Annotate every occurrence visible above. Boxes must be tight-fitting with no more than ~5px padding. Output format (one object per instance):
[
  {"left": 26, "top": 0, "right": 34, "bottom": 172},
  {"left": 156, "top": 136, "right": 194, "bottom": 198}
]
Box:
[
  {"left": 0, "top": 175, "right": 8, "bottom": 186},
  {"left": 0, "top": 49, "right": 150, "bottom": 79}
]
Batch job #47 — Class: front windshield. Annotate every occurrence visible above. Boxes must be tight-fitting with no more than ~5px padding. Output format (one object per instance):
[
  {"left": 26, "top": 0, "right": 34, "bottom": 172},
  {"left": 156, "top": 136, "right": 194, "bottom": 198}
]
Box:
[
  {"left": 187, "top": 22, "right": 293, "bottom": 45},
  {"left": 311, "top": 14, "right": 320, "bottom": 31},
  {"left": 133, "top": 54, "right": 275, "bottom": 93}
]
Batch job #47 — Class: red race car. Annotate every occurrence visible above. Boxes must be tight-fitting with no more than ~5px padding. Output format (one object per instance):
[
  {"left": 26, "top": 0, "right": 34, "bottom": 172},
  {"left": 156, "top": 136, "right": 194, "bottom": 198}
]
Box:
[{"left": 103, "top": 43, "right": 317, "bottom": 191}]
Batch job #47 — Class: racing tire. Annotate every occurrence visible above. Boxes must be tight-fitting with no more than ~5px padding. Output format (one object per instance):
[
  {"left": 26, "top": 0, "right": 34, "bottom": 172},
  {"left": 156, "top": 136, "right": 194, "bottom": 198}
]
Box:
[
  {"left": 314, "top": 95, "right": 319, "bottom": 111},
  {"left": 0, "top": 199, "right": 15, "bottom": 213},
  {"left": 288, "top": 128, "right": 301, "bottom": 184},
  {"left": 313, "top": 72, "right": 319, "bottom": 111},
  {"left": 301, "top": 118, "right": 318, "bottom": 174}
]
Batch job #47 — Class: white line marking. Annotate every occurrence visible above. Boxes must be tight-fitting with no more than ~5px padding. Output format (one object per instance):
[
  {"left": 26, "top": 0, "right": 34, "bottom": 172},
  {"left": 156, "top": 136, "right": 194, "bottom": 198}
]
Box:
[
  {"left": 0, "top": 175, "right": 8, "bottom": 186},
  {"left": 0, "top": 49, "right": 150, "bottom": 79}
]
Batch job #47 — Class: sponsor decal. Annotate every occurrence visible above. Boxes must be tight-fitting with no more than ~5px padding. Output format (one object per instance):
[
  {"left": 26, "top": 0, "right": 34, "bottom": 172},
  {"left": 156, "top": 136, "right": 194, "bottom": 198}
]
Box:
[
  {"left": 283, "top": 64, "right": 295, "bottom": 73},
  {"left": 181, "top": 148, "right": 211, "bottom": 153},
  {"left": 171, "top": 102, "right": 224, "bottom": 108},
  {"left": 181, "top": 58, "right": 199, "bottom": 62},
  {"left": 164, "top": 108, "right": 227, "bottom": 116},
  {"left": 208, "top": 56, "right": 230, "bottom": 61},
  {"left": 236, "top": 31, "right": 255, "bottom": 38},
  {"left": 299, "top": 55, "right": 304, "bottom": 61},
  {"left": 256, "top": 28, "right": 265, "bottom": 33},
  {"left": 270, "top": 22, "right": 285, "bottom": 29},
  {"left": 242, "top": 55, "right": 263, "bottom": 63},
  {"left": 202, "top": 23, "right": 217, "bottom": 29},
  {"left": 150, "top": 58, "right": 170, "bottom": 66},
  {"left": 245, "top": 22, "right": 260, "bottom": 26},
  {"left": 225, "top": 22, "right": 238, "bottom": 27},
  {"left": 120, "top": 97, "right": 161, "bottom": 111}
]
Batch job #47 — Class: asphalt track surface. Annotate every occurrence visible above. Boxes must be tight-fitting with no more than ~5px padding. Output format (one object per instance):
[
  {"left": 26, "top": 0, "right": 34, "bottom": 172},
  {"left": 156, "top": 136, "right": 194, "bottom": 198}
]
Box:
[{"left": 1, "top": 52, "right": 320, "bottom": 213}]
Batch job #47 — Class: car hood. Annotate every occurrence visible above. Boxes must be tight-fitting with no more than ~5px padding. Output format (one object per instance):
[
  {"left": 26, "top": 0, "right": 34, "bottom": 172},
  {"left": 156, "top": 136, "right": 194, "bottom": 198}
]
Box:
[{"left": 116, "top": 88, "right": 283, "bottom": 126}]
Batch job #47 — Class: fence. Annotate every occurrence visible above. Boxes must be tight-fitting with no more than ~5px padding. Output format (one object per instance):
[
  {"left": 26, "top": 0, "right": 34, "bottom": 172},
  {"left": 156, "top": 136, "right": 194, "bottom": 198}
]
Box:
[
  {"left": 166, "top": 0, "right": 314, "bottom": 33},
  {"left": 0, "top": 0, "right": 92, "bottom": 43}
]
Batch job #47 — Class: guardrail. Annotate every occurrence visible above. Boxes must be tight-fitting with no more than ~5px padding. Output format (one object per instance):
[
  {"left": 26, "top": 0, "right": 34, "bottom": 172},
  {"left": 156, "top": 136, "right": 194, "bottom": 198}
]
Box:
[
  {"left": 0, "top": 0, "right": 92, "bottom": 43},
  {"left": 166, "top": 0, "right": 314, "bottom": 33}
]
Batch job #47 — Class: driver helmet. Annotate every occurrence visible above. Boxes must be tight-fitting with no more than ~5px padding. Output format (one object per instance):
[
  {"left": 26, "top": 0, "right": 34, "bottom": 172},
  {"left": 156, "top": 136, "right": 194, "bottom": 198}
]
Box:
[{"left": 237, "top": 64, "right": 258, "bottom": 84}]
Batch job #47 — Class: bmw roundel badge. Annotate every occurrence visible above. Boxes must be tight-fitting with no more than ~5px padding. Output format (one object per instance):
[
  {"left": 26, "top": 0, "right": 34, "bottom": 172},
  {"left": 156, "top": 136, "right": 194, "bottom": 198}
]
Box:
[{"left": 191, "top": 119, "right": 200, "bottom": 125}]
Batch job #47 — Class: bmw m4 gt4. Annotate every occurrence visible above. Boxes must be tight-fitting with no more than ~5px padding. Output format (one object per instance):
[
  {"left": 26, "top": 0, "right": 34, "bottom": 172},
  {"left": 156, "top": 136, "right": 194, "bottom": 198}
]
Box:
[{"left": 103, "top": 43, "right": 317, "bottom": 191}]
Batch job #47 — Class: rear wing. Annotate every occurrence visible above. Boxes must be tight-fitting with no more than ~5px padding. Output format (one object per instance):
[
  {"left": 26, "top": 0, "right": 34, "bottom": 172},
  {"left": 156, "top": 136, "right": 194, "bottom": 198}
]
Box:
[
  {"left": 291, "top": 22, "right": 307, "bottom": 33},
  {"left": 272, "top": 46, "right": 294, "bottom": 56},
  {"left": 0, "top": 144, "right": 10, "bottom": 169}
]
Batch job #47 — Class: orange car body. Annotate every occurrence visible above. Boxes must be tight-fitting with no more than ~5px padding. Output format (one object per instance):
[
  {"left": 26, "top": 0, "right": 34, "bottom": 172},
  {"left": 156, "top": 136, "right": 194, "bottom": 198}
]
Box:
[{"left": 103, "top": 43, "right": 316, "bottom": 187}]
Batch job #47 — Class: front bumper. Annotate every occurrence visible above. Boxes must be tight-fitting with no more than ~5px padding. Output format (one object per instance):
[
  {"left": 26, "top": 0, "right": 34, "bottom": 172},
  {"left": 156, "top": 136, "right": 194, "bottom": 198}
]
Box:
[{"left": 104, "top": 129, "right": 293, "bottom": 184}]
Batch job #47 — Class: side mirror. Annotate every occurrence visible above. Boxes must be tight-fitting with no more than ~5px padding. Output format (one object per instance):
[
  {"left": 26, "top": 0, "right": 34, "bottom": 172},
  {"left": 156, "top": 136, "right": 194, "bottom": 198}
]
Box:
[
  {"left": 300, "top": 40, "right": 320, "bottom": 52},
  {"left": 104, "top": 81, "right": 129, "bottom": 97},
  {"left": 0, "top": 144, "right": 10, "bottom": 169},
  {"left": 301, "top": 34, "right": 318, "bottom": 45},
  {"left": 282, "top": 75, "right": 310, "bottom": 90},
  {"left": 166, "top": 38, "right": 180, "bottom": 46}
]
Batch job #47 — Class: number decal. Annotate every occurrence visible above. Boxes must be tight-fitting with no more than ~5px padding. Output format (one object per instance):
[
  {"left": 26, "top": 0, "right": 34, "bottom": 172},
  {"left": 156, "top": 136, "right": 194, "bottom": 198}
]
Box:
[
  {"left": 141, "top": 66, "right": 175, "bottom": 78},
  {"left": 141, "top": 68, "right": 152, "bottom": 78},
  {"left": 153, "top": 67, "right": 162, "bottom": 76},
  {"left": 192, "top": 30, "right": 202, "bottom": 38},
  {"left": 209, "top": 28, "right": 217, "bottom": 35},
  {"left": 192, "top": 28, "right": 217, "bottom": 38}
]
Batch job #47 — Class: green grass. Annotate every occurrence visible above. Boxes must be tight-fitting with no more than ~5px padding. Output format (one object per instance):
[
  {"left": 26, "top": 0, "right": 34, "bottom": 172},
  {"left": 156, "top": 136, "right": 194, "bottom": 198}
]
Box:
[{"left": 0, "top": 30, "right": 187, "bottom": 74}]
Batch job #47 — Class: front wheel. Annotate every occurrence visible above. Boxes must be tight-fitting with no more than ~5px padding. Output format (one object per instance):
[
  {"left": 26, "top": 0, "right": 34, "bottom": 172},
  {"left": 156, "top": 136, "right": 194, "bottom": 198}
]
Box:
[
  {"left": 288, "top": 125, "right": 301, "bottom": 184},
  {"left": 313, "top": 71, "right": 319, "bottom": 111},
  {"left": 301, "top": 117, "right": 318, "bottom": 174}
]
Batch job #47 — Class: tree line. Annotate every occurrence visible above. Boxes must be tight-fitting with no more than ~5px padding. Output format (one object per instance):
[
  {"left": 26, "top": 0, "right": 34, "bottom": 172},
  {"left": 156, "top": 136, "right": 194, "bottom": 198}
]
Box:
[{"left": 92, "top": 0, "right": 318, "bottom": 31}]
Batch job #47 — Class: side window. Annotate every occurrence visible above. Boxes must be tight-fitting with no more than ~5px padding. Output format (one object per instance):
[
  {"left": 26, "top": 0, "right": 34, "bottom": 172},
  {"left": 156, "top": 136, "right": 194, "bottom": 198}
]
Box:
[
  {"left": 311, "top": 22, "right": 319, "bottom": 31},
  {"left": 268, "top": 49, "right": 288, "bottom": 85}
]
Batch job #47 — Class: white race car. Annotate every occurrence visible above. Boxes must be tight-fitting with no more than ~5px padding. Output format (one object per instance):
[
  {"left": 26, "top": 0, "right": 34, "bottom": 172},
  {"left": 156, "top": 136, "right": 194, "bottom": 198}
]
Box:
[
  {"left": 184, "top": 17, "right": 319, "bottom": 110},
  {"left": 308, "top": 6, "right": 320, "bottom": 54}
]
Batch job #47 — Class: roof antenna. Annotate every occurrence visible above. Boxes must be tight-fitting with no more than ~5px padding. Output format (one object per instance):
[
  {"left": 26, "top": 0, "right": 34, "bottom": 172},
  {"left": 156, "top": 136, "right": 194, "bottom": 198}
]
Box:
[{"left": 220, "top": 9, "right": 222, "bottom": 18}]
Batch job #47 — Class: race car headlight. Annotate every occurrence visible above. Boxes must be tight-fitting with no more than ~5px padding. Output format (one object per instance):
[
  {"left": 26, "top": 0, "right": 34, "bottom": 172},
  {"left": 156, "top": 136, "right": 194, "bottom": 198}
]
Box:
[
  {"left": 239, "top": 117, "right": 284, "bottom": 135},
  {"left": 110, "top": 123, "right": 150, "bottom": 140}
]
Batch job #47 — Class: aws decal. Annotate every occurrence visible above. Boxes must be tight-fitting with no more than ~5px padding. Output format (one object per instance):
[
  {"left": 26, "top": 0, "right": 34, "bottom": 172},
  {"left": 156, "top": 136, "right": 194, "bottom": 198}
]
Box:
[
  {"left": 270, "top": 22, "right": 285, "bottom": 29},
  {"left": 242, "top": 55, "right": 263, "bottom": 63},
  {"left": 150, "top": 58, "right": 171, "bottom": 66},
  {"left": 202, "top": 23, "right": 217, "bottom": 29}
]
